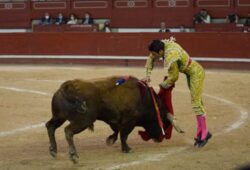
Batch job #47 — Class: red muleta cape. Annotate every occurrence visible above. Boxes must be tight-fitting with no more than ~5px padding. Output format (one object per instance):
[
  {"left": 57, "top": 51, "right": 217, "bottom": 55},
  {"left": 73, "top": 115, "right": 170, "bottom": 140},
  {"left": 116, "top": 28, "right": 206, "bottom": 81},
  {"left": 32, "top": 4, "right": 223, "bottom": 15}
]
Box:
[{"left": 138, "top": 85, "right": 175, "bottom": 142}]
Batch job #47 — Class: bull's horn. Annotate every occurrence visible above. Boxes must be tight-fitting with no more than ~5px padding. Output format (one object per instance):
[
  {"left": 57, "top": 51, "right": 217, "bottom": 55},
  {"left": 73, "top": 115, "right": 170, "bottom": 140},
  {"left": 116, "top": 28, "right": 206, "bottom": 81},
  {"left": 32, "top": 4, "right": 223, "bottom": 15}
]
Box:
[{"left": 167, "top": 113, "right": 184, "bottom": 133}]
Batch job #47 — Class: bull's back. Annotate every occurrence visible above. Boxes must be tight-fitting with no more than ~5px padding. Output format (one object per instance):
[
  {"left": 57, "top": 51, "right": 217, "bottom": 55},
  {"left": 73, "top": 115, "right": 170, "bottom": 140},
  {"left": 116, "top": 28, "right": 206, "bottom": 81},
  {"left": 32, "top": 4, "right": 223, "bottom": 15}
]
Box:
[
  {"left": 52, "top": 76, "right": 142, "bottom": 121},
  {"left": 95, "top": 76, "right": 142, "bottom": 115}
]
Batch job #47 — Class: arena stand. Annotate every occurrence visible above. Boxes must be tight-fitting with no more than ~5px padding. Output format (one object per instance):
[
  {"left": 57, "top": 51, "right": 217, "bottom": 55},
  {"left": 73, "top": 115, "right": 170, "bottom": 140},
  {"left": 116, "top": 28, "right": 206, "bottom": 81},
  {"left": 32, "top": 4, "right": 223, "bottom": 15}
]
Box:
[
  {"left": 0, "top": 0, "right": 250, "bottom": 29},
  {"left": 0, "top": 0, "right": 249, "bottom": 70}
]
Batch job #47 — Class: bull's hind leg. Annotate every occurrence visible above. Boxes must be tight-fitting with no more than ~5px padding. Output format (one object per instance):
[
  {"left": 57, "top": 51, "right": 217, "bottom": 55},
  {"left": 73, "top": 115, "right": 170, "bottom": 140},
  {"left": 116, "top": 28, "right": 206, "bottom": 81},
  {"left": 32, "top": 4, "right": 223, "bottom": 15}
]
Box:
[
  {"left": 106, "top": 123, "right": 119, "bottom": 146},
  {"left": 46, "top": 118, "right": 66, "bottom": 157},
  {"left": 64, "top": 122, "right": 89, "bottom": 163}
]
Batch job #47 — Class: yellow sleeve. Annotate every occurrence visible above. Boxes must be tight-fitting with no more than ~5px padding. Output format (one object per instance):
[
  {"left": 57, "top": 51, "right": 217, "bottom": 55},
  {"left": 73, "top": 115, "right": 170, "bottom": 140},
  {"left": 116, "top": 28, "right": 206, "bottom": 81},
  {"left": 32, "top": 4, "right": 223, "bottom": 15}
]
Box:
[{"left": 145, "top": 53, "right": 154, "bottom": 77}]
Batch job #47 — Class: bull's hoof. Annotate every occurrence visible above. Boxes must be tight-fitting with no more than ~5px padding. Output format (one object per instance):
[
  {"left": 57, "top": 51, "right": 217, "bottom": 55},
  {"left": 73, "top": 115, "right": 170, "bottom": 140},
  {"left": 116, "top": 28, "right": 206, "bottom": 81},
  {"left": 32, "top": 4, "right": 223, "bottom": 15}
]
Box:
[
  {"left": 49, "top": 146, "right": 57, "bottom": 157},
  {"left": 106, "top": 136, "right": 116, "bottom": 146},
  {"left": 50, "top": 151, "right": 57, "bottom": 158},
  {"left": 122, "top": 147, "right": 132, "bottom": 153},
  {"left": 70, "top": 153, "right": 79, "bottom": 164}
]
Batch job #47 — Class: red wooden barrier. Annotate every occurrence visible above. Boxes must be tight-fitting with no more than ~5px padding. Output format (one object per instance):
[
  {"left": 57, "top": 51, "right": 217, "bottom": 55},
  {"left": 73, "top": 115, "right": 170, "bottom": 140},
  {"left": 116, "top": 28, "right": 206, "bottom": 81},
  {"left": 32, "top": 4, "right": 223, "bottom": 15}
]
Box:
[
  {"left": 71, "top": 0, "right": 112, "bottom": 18},
  {"left": 33, "top": 24, "right": 99, "bottom": 32},
  {"left": 0, "top": 32, "right": 249, "bottom": 69},
  {"left": 195, "top": 23, "right": 244, "bottom": 32},
  {"left": 0, "top": 32, "right": 249, "bottom": 58},
  {"left": 30, "top": 0, "right": 70, "bottom": 19},
  {"left": 152, "top": 0, "right": 194, "bottom": 27}
]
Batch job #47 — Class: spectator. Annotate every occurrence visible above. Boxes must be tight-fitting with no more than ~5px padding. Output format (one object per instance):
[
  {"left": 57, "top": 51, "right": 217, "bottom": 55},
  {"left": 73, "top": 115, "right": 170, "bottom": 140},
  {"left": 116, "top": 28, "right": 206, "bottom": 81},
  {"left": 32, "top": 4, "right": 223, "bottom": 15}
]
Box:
[
  {"left": 243, "top": 27, "right": 250, "bottom": 33},
  {"left": 67, "top": 13, "right": 78, "bottom": 25},
  {"left": 103, "top": 21, "right": 112, "bottom": 32},
  {"left": 245, "top": 12, "right": 250, "bottom": 26},
  {"left": 194, "top": 9, "right": 211, "bottom": 24},
  {"left": 179, "top": 25, "right": 186, "bottom": 32},
  {"left": 159, "top": 22, "right": 170, "bottom": 32},
  {"left": 40, "top": 12, "right": 53, "bottom": 25},
  {"left": 226, "top": 13, "right": 239, "bottom": 24},
  {"left": 93, "top": 27, "right": 98, "bottom": 32},
  {"left": 82, "top": 12, "right": 94, "bottom": 25},
  {"left": 55, "top": 13, "right": 66, "bottom": 25}
]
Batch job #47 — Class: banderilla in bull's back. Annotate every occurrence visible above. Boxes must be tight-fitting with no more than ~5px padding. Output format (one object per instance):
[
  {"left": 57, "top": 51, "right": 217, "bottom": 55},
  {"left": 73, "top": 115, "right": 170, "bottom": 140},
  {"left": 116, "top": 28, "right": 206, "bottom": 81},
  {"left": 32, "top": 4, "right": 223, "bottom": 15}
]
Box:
[{"left": 46, "top": 75, "right": 183, "bottom": 163}]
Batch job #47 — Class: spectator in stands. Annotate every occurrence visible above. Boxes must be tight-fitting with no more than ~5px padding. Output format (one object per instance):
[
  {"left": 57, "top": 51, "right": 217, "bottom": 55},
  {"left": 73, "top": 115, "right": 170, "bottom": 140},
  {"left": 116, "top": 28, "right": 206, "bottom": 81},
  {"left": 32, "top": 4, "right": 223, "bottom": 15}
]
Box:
[
  {"left": 93, "top": 27, "right": 98, "bottom": 32},
  {"left": 40, "top": 12, "right": 53, "bottom": 25},
  {"left": 179, "top": 25, "right": 186, "bottom": 32},
  {"left": 67, "top": 13, "right": 78, "bottom": 25},
  {"left": 55, "top": 13, "right": 66, "bottom": 25},
  {"left": 226, "top": 13, "right": 239, "bottom": 24},
  {"left": 159, "top": 22, "right": 170, "bottom": 32},
  {"left": 82, "top": 12, "right": 94, "bottom": 25},
  {"left": 103, "top": 21, "right": 112, "bottom": 32},
  {"left": 243, "top": 27, "right": 250, "bottom": 33},
  {"left": 194, "top": 9, "right": 211, "bottom": 24},
  {"left": 244, "top": 12, "right": 250, "bottom": 26}
]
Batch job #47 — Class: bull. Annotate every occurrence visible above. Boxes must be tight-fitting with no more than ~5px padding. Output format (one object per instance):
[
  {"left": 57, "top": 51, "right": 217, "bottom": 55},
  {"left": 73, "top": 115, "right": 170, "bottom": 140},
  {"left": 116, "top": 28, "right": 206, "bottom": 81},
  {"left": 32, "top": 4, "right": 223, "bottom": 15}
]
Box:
[{"left": 46, "top": 76, "right": 172, "bottom": 163}]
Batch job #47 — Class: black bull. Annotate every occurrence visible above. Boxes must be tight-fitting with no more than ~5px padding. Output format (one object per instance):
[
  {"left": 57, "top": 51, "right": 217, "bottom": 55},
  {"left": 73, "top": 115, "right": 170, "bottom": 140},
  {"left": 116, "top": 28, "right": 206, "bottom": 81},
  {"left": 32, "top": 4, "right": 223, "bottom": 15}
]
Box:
[{"left": 46, "top": 76, "right": 171, "bottom": 163}]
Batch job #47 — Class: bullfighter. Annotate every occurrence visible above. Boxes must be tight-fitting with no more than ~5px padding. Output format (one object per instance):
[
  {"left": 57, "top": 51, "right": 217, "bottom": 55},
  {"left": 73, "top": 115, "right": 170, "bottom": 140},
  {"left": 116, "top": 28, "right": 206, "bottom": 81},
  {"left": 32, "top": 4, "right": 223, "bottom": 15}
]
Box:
[{"left": 143, "top": 37, "right": 212, "bottom": 148}]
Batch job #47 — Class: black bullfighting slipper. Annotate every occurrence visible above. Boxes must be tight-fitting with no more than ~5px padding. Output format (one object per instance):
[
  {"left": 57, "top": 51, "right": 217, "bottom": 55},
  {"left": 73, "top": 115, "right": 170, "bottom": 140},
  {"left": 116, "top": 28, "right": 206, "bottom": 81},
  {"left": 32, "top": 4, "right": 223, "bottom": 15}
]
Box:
[
  {"left": 194, "top": 136, "right": 201, "bottom": 147},
  {"left": 197, "top": 131, "right": 212, "bottom": 148}
]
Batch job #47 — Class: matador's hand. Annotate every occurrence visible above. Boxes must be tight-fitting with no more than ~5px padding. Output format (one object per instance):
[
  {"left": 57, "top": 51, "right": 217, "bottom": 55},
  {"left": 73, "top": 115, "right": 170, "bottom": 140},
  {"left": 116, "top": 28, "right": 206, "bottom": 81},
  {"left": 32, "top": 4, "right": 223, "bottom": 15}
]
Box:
[
  {"left": 141, "top": 76, "right": 151, "bottom": 83},
  {"left": 159, "top": 82, "right": 172, "bottom": 89}
]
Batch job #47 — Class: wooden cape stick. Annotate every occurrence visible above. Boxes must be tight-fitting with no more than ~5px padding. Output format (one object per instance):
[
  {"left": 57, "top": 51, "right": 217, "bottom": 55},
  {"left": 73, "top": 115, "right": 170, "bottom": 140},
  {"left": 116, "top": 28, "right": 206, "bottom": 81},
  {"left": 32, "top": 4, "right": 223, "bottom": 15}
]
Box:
[
  {"left": 149, "top": 87, "right": 184, "bottom": 134},
  {"left": 149, "top": 87, "right": 165, "bottom": 135}
]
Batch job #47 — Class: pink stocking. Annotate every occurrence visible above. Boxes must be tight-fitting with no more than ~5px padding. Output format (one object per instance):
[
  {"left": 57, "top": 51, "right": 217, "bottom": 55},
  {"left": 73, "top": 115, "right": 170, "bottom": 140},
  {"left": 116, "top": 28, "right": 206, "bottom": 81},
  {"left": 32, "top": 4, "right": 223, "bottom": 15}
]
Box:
[{"left": 196, "top": 115, "right": 208, "bottom": 140}]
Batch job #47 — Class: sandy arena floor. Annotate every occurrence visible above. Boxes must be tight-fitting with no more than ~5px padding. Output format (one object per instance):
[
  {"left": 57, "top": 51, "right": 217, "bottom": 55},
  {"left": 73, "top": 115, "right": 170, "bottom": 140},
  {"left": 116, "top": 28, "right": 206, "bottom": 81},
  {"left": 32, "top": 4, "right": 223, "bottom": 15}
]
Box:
[{"left": 0, "top": 65, "right": 249, "bottom": 170}]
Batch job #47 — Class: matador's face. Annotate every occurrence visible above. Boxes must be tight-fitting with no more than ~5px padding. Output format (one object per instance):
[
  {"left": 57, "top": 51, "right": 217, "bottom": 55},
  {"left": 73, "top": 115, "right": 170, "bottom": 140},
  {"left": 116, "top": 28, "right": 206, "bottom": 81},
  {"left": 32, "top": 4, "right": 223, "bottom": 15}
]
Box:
[{"left": 150, "top": 50, "right": 164, "bottom": 60}]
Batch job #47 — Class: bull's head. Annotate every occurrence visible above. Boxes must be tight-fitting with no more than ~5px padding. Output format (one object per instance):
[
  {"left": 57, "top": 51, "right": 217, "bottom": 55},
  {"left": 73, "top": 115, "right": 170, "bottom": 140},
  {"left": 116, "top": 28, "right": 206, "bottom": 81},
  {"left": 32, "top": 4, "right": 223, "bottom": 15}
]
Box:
[
  {"left": 139, "top": 112, "right": 184, "bottom": 142},
  {"left": 142, "top": 113, "right": 170, "bottom": 142},
  {"left": 138, "top": 87, "right": 172, "bottom": 142},
  {"left": 138, "top": 81, "right": 183, "bottom": 142}
]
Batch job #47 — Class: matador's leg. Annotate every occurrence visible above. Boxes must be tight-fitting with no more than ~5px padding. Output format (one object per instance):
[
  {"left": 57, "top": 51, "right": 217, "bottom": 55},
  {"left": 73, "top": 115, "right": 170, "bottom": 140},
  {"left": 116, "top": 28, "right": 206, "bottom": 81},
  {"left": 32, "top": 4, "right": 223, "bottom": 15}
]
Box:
[{"left": 188, "top": 65, "right": 212, "bottom": 147}]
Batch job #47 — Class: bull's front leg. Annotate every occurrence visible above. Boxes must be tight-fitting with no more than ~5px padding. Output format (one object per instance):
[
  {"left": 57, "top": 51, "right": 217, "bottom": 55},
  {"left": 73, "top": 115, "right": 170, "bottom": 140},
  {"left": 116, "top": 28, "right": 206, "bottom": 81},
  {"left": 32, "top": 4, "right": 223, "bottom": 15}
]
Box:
[
  {"left": 120, "top": 121, "right": 136, "bottom": 153},
  {"left": 120, "top": 134, "right": 131, "bottom": 153},
  {"left": 64, "top": 122, "right": 88, "bottom": 163}
]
